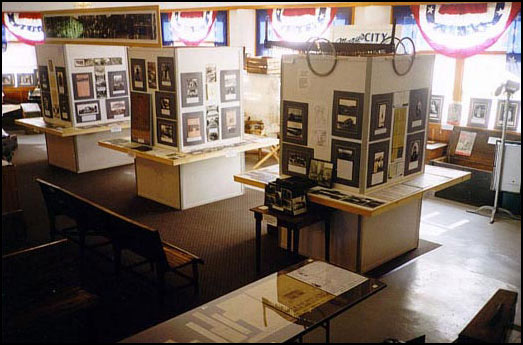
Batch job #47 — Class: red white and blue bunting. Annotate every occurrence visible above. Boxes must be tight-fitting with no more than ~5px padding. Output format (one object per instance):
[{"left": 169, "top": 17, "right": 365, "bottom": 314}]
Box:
[
  {"left": 411, "top": 3, "right": 521, "bottom": 58},
  {"left": 2, "top": 12, "right": 44, "bottom": 45},
  {"left": 166, "top": 11, "right": 217, "bottom": 46},
  {"left": 267, "top": 7, "right": 337, "bottom": 42}
]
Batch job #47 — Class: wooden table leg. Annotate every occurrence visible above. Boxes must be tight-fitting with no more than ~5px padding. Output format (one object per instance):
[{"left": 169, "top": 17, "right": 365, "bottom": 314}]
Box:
[
  {"left": 255, "top": 213, "right": 263, "bottom": 274},
  {"left": 252, "top": 145, "right": 278, "bottom": 170}
]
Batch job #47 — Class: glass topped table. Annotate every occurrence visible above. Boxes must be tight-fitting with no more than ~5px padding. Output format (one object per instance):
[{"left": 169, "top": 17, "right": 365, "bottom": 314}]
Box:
[{"left": 121, "top": 259, "right": 386, "bottom": 343}]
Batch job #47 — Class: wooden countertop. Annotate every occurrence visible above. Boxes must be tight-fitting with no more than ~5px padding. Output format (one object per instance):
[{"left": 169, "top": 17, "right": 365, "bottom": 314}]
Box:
[
  {"left": 234, "top": 164, "right": 471, "bottom": 217},
  {"left": 98, "top": 135, "right": 280, "bottom": 167},
  {"left": 15, "top": 117, "right": 130, "bottom": 137}
]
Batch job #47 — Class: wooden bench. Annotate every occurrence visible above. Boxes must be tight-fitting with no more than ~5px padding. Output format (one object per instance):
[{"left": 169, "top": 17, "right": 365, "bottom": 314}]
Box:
[{"left": 36, "top": 178, "right": 204, "bottom": 298}]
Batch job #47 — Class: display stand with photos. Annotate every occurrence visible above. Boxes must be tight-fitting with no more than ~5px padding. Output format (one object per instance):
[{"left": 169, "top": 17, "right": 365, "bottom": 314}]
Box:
[
  {"left": 99, "top": 46, "right": 265, "bottom": 209},
  {"left": 14, "top": 44, "right": 134, "bottom": 173}
]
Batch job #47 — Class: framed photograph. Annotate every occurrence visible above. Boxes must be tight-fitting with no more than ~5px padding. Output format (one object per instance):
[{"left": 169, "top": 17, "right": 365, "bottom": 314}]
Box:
[
  {"left": 180, "top": 72, "right": 203, "bottom": 108},
  {"left": 206, "top": 105, "right": 220, "bottom": 142},
  {"left": 182, "top": 111, "right": 205, "bottom": 146},
  {"left": 94, "top": 66, "right": 107, "bottom": 98},
  {"left": 221, "top": 106, "right": 241, "bottom": 139},
  {"left": 447, "top": 102, "right": 462, "bottom": 126},
  {"left": 72, "top": 73, "right": 94, "bottom": 100},
  {"left": 404, "top": 131, "right": 425, "bottom": 176},
  {"left": 130, "top": 58, "right": 147, "bottom": 92},
  {"left": 41, "top": 91, "right": 53, "bottom": 118},
  {"left": 157, "top": 119, "right": 177, "bottom": 147},
  {"left": 131, "top": 92, "right": 152, "bottom": 145},
  {"left": 429, "top": 95, "right": 444, "bottom": 123},
  {"left": 220, "top": 69, "right": 240, "bottom": 103},
  {"left": 155, "top": 91, "right": 176, "bottom": 120},
  {"left": 366, "top": 141, "right": 390, "bottom": 188},
  {"left": 42, "top": 6, "right": 161, "bottom": 47},
  {"left": 408, "top": 88, "right": 429, "bottom": 133},
  {"left": 370, "top": 93, "right": 393, "bottom": 141},
  {"left": 282, "top": 143, "right": 314, "bottom": 178},
  {"left": 75, "top": 100, "right": 101, "bottom": 124},
  {"left": 309, "top": 158, "right": 334, "bottom": 188},
  {"left": 467, "top": 98, "right": 492, "bottom": 128},
  {"left": 59, "top": 95, "right": 71, "bottom": 121},
  {"left": 455, "top": 130, "right": 477, "bottom": 157},
  {"left": 108, "top": 70, "right": 128, "bottom": 97},
  {"left": 147, "top": 61, "right": 157, "bottom": 89},
  {"left": 157, "top": 56, "right": 175, "bottom": 92},
  {"left": 106, "top": 97, "right": 130, "bottom": 120},
  {"left": 331, "top": 139, "right": 361, "bottom": 188},
  {"left": 17, "top": 73, "right": 35, "bottom": 87},
  {"left": 282, "top": 100, "right": 308, "bottom": 145},
  {"left": 494, "top": 100, "right": 520, "bottom": 131},
  {"left": 55, "top": 67, "right": 67, "bottom": 95},
  {"left": 332, "top": 91, "right": 364, "bottom": 140},
  {"left": 38, "top": 65, "right": 50, "bottom": 91},
  {"left": 34, "top": 68, "right": 40, "bottom": 86},
  {"left": 2, "top": 73, "right": 15, "bottom": 87},
  {"left": 110, "top": 57, "right": 123, "bottom": 65}
]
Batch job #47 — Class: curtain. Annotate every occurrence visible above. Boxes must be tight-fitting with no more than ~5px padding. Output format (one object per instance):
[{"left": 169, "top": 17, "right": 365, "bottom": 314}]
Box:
[
  {"left": 165, "top": 11, "right": 217, "bottom": 46},
  {"left": 267, "top": 7, "right": 337, "bottom": 42},
  {"left": 506, "top": 11, "right": 521, "bottom": 76},
  {"left": 410, "top": 2, "right": 521, "bottom": 58},
  {"left": 2, "top": 12, "right": 44, "bottom": 45}
]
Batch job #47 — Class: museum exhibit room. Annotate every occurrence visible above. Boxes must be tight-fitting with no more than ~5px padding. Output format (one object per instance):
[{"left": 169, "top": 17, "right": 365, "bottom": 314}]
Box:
[{"left": 2, "top": 1, "right": 522, "bottom": 343}]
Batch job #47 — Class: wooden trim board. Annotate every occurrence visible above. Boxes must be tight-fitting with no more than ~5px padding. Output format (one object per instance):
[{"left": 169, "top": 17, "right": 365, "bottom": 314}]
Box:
[{"left": 15, "top": 117, "right": 130, "bottom": 137}]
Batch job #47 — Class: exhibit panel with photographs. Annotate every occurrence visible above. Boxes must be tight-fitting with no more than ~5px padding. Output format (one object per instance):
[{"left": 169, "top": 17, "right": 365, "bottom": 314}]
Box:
[
  {"left": 494, "top": 100, "right": 520, "bottom": 131},
  {"left": 467, "top": 98, "right": 492, "bottom": 128},
  {"left": 429, "top": 95, "right": 444, "bottom": 123},
  {"left": 282, "top": 100, "right": 308, "bottom": 145},
  {"left": 282, "top": 143, "right": 314, "bottom": 178},
  {"left": 131, "top": 91, "right": 153, "bottom": 145},
  {"left": 404, "top": 131, "right": 425, "bottom": 176},
  {"left": 369, "top": 93, "right": 393, "bottom": 141}
]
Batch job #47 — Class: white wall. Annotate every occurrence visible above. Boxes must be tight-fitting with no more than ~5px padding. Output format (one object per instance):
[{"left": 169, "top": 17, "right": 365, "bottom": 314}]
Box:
[
  {"left": 2, "top": 43, "right": 37, "bottom": 75},
  {"left": 229, "top": 9, "right": 256, "bottom": 55},
  {"left": 354, "top": 5, "right": 391, "bottom": 25}
]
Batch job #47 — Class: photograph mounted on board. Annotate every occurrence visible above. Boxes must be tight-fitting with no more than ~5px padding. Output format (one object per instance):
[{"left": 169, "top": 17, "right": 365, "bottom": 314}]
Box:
[
  {"left": 72, "top": 72, "right": 94, "bottom": 100},
  {"left": 39, "top": 65, "right": 50, "bottom": 91},
  {"left": 155, "top": 91, "right": 176, "bottom": 120},
  {"left": 130, "top": 58, "right": 146, "bottom": 92},
  {"left": 59, "top": 95, "right": 71, "bottom": 121},
  {"left": 282, "top": 100, "right": 308, "bottom": 145},
  {"left": 220, "top": 69, "right": 240, "bottom": 103},
  {"left": 332, "top": 91, "right": 364, "bottom": 140},
  {"left": 370, "top": 93, "right": 393, "bottom": 141},
  {"left": 495, "top": 100, "right": 520, "bottom": 131},
  {"left": 55, "top": 67, "right": 67, "bottom": 95},
  {"left": 367, "top": 141, "right": 389, "bottom": 188},
  {"left": 182, "top": 111, "right": 205, "bottom": 146},
  {"left": 282, "top": 143, "right": 314, "bottom": 178},
  {"left": 181, "top": 72, "right": 203, "bottom": 108},
  {"left": 408, "top": 88, "right": 429, "bottom": 133},
  {"left": 106, "top": 97, "right": 129, "bottom": 120},
  {"left": 221, "top": 106, "right": 241, "bottom": 139},
  {"left": 131, "top": 92, "right": 152, "bottom": 145},
  {"left": 467, "top": 98, "right": 491, "bottom": 128},
  {"left": 17, "top": 73, "right": 35, "bottom": 87},
  {"left": 157, "top": 56, "right": 175, "bottom": 92},
  {"left": 147, "top": 61, "right": 157, "bottom": 89},
  {"left": 404, "top": 131, "right": 425, "bottom": 176},
  {"left": 331, "top": 139, "right": 361, "bottom": 188},
  {"left": 429, "top": 95, "right": 444, "bottom": 123},
  {"left": 41, "top": 92, "right": 53, "bottom": 118},
  {"left": 206, "top": 105, "right": 220, "bottom": 141},
  {"left": 308, "top": 158, "right": 334, "bottom": 188},
  {"left": 108, "top": 70, "right": 128, "bottom": 98},
  {"left": 74, "top": 100, "right": 101, "bottom": 124},
  {"left": 157, "top": 118, "right": 177, "bottom": 147},
  {"left": 2, "top": 73, "right": 15, "bottom": 87}
]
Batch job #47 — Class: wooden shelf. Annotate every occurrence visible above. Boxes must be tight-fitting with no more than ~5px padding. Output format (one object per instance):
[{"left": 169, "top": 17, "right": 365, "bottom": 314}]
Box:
[{"left": 15, "top": 117, "right": 130, "bottom": 137}]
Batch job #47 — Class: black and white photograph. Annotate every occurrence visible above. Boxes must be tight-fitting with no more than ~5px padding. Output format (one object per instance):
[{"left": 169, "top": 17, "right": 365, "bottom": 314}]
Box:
[
  {"left": 282, "top": 143, "right": 314, "bottom": 178},
  {"left": 220, "top": 70, "right": 240, "bottom": 102},
  {"left": 2, "top": 73, "right": 15, "bottom": 87},
  {"left": 429, "top": 95, "right": 444, "bottom": 123},
  {"left": 331, "top": 139, "right": 361, "bottom": 188},
  {"left": 34, "top": 68, "right": 39, "bottom": 87},
  {"left": 467, "top": 98, "right": 492, "bottom": 128},
  {"left": 155, "top": 91, "right": 176, "bottom": 120},
  {"left": 105, "top": 97, "right": 129, "bottom": 120},
  {"left": 157, "top": 119, "right": 177, "bottom": 147},
  {"left": 221, "top": 106, "right": 241, "bottom": 139},
  {"left": 408, "top": 88, "right": 429, "bottom": 132},
  {"left": 59, "top": 95, "right": 70, "bottom": 121},
  {"left": 147, "top": 61, "right": 157, "bottom": 89},
  {"left": 182, "top": 111, "right": 205, "bottom": 146},
  {"left": 158, "top": 57, "right": 175, "bottom": 92},
  {"left": 370, "top": 93, "right": 393, "bottom": 141},
  {"left": 309, "top": 159, "right": 334, "bottom": 188},
  {"left": 108, "top": 70, "right": 128, "bottom": 97},
  {"left": 72, "top": 72, "right": 94, "bottom": 100},
  {"left": 55, "top": 67, "right": 67, "bottom": 95},
  {"left": 110, "top": 57, "right": 123, "bottom": 65},
  {"left": 206, "top": 105, "right": 220, "bottom": 141},
  {"left": 367, "top": 141, "right": 389, "bottom": 188},
  {"left": 39, "top": 65, "right": 50, "bottom": 91},
  {"left": 75, "top": 100, "right": 100, "bottom": 123},
  {"left": 41, "top": 91, "right": 52, "bottom": 118},
  {"left": 332, "top": 91, "right": 364, "bottom": 139},
  {"left": 205, "top": 64, "right": 218, "bottom": 102},
  {"left": 17, "top": 73, "right": 35, "bottom": 87},
  {"left": 495, "top": 100, "right": 520, "bottom": 130},
  {"left": 74, "top": 59, "right": 85, "bottom": 67},
  {"left": 309, "top": 188, "right": 385, "bottom": 209},
  {"left": 404, "top": 131, "right": 425, "bottom": 175},
  {"left": 130, "top": 58, "right": 146, "bottom": 92},
  {"left": 181, "top": 72, "right": 203, "bottom": 107},
  {"left": 283, "top": 100, "right": 308, "bottom": 145},
  {"left": 94, "top": 66, "right": 107, "bottom": 98}
]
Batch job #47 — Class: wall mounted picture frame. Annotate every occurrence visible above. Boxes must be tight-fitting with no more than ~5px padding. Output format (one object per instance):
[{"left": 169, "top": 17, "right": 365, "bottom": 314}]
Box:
[
  {"left": 408, "top": 88, "right": 429, "bottom": 133},
  {"left": 309, "top": 158, "right": 334, "bottom": 188},
  {"left": 180, "top": 72, "right": 203, "bottom": 108},
  {"left": 34, "top": 68, "right": 40, "bottom": 86},
  {"left": 147, "top": 61, "right": 157, "bottom": 89},
  {"left": 282, "top": 143, "right": 314, "bottom": 178},
  {"left": 130, "top": 58, "right": 147, "bottom": 92},
  {"left": 59, "top": 95, "right": 71, "bottom": 121},
  {"left": 55, "top": 67, "right": 67, "bottom": 95},
  {"left": 282, "top": 100, "right": 308, "bottom": 145},
  {"left": 2, "top": 73, "right": 15, "bottom": 87},
  {"left": 331, "top": 90, "right": 364, "bottom": 140},
  {"left": 72, "top": 72, "right": 94, "bottom": 100},
  {"left": 220, "top": 69, "right": 240, "bottom": 103},
  {"left": 42, "top": 5, "right": 161, "bottom": 47},
  {"left": 404, "top": 131, "right": 425, "bottom": 176},
  {"left": 157, "top": 56, "right": 175, "bottom": 92},
  {"left": 494, "top": 100, "right": 520, "bottom": 131},
  {"left": 41, "top": 91, "right": 53, "bottom": 118},
  {"left": 366, "top": 140, "right": 390, "bottom": 188},
  {"left": 182, "top": 111, "right": 205, "bottom": 146},
  {"left": 38, "top": 65, "right": 50, "bottom": 91},
  {"left": 447, "top": 102, "right": 462, "bottom": 126},
  {"left": 467, "top": 98, "right": 492, "bottom": 128},
  {"left": 331, "top": 139, "right": 361, "bottom": 188},
  {"left": 221, "top": 106, "right": 241, "bottom": 139},
  {"left": 17, "top": 73, "right": 35, "bottom": 87},
  {"left": 206, "top": 105, "right": 220, "bottom": 142},
  {"left": 157, "top": 118, "right": 177, "bottom": 147},
  {"left": 108, "top": 70, "right": 128, "bottom": 98},
  {"left": 429, "top": 95, "right": 444, "bottom": 123},
  {"left": 370, "top": 93, "right": 393, "bottom": 141},
  {"left": 155, "top": 91, "right": 176, "bottom": 120},
  {"left": 131, "top": 92, "right": 152, "bottom": 145},
  {"left": 74, "top": 100, "right": 101, "bottom": 124},
  {"left": 106, "top": 97, "right": 130, "bottom": 120}
]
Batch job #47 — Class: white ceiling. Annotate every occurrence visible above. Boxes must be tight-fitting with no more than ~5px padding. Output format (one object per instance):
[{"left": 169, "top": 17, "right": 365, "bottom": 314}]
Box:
[{"left": 1, "top": 2, "right": 329, "bottom": 12}]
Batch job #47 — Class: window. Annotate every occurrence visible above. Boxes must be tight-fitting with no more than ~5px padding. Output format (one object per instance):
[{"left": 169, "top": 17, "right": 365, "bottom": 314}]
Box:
[{"left": 161, "top": 10, "right": 228, "bottom": 47}]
